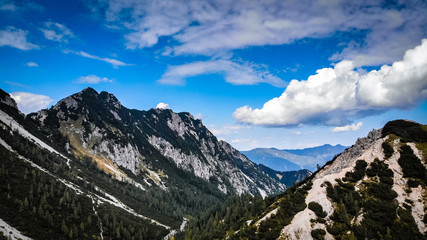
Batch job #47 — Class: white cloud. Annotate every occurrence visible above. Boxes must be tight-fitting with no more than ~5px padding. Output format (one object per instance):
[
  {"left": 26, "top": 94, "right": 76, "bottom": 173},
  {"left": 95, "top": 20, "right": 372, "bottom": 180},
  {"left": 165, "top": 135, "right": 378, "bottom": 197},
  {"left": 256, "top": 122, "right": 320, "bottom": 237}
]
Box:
[
  {"left": 158, "top": 59, "right": 286, "bottom": 87},
  {"left": 231, "top": 138, "right": 251, "bottom": 144},
  {"left": 208, "top": 124, "right": 250, "bottom": 136},
  {"left": 0, "top": 3, "right": 15, "bottom": 11},
  {"left": 233, "top": 39, "right": 427, "bottom": 127},
  {"left": 70, "top": 50, "right": 132, "bottom": 68},
  {"left": 9, "top": 92, "right": 54, "bottom": 114},
  {"left": 0, "top": 26, "right": 39, "bottom": 50},
  {"left": 26, "top": 62, "right": 38, "bottom": 67},
  {"left": 77, "top": 75, "right": 113, "bottom": 84},
  {"left": 332, "top": 122, "right": 363, "bottom": 132},
  {"left": 0, "top": 1, "right": 43, "bottom": 12},
  {"left": 156, "top": 102, "right": 170, "bottom": 109},
  {"left": 40, "top": 21, "right": 74, "bottom": 43},
  {"left": 89, "top": 0, "right": 427, "bottom": 65}
]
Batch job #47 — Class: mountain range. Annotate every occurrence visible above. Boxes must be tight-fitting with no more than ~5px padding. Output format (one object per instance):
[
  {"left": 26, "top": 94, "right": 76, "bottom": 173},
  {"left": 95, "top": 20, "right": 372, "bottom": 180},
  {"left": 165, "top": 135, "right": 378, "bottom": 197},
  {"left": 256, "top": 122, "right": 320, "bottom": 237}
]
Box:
[
  {"left": 0, "top": 87, "right": 310, "bottom": 240},
  {"left": 242, "top": 144, "right": 348, "bottom": 172}
]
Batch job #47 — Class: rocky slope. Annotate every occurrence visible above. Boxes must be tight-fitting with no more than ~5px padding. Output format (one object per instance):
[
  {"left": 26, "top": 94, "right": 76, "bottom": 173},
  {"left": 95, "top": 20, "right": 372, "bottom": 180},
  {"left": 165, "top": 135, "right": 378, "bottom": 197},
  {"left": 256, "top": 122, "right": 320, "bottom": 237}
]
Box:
[
  {"left": 0, "top": 87, "right": 312, "bottom": 240},
  {"left": 195, "top": 120, "right": 426, "bottom": 239},
  {"left": 28, "top": 87, "right": 290, "bottom": 196}
]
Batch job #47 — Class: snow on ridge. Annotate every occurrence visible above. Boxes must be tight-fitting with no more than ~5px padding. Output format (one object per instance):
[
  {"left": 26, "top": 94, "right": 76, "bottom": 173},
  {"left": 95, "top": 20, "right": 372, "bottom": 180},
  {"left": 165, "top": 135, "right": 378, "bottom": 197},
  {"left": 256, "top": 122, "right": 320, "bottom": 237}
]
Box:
[
  {"left": 0, "top": 109, "right": 71, "bottom": 167},
  {"left": 0, "top": 135, "right": 169, "bottom": 230},
  {"left": 0, "top": 218, "right": 32, "bottom": 240}
]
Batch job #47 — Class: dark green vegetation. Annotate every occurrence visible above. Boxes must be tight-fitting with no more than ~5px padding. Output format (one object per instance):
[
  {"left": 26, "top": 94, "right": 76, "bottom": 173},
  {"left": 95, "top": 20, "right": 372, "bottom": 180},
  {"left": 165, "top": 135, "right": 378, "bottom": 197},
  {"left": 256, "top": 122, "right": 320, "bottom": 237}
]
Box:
[
  {"left": 382, "top": 119, "right": 427, "bottom": 143},
  {"left": 325, "top": 158, "right": 424, "bottom": 240},
  {"left": 187, "top": 120, "right": 427, "bottom": 240},
  {"left": 382, "top": 141, "right": 394, "bottom": 158},
  {"left": 308, "top": 201, "right": 327, "bottom": 218},
  {"left": 182, "top": 181, "right": 313, "bottom": 240},
  {"left": 398, "top": 144, "right": 427, "bottom": 187},
  {"left": 0, "top": 123, "right": 168, "bottom": 239},
  {"left": 0, "top": 88, "right": 312, "bottom": 239}
]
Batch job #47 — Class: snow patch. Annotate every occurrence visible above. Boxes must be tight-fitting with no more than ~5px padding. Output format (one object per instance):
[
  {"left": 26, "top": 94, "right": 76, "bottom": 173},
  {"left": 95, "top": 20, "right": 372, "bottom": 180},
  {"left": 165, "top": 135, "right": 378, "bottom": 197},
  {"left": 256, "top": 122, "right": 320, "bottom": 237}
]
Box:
[
  {"left": 0, "top": 218, "right": 32, "bottom": 240},
  {"left": 0, "top": 109, "right": 71, "bottom": 167}
]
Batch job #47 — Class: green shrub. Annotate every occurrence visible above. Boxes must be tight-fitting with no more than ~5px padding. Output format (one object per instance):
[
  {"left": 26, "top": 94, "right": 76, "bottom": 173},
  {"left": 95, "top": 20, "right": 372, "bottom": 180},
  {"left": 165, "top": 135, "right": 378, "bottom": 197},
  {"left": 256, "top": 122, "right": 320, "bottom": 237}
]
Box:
[
  {"left": 382, "top": 142, "right": 394, "bottom": 158},
  {"left": 344, "top": 160, "right": 367, "bottom": 182},
  {"left": 407, "top": 178, "right": 420, "bottom": 188},
  {"left": 311, "top": 228, "right": 326, "bottom": 240},
  {"left": 398, "top": 145, "right": 427, "bottom": 184},
  {"left": 308, "top": 202, "right": 327, "bottom": 218}
]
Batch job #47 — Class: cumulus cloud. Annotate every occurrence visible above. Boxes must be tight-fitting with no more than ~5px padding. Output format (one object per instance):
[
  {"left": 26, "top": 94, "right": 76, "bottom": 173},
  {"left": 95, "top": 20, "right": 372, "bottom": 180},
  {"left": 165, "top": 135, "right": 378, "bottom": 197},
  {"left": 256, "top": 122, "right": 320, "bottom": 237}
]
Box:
[
  {"left": 233, "top": 39, "right": 427, "bottom": 127},
  {"left": 156, "top": 102, "right": 170, "bottom": 109},
  {"left": 77, "top": 75, "right": 113, "bottom": 84},
  {"left": 40, "top": 22, "right": 75, "bottom": 43},
  {"left": 89, "top": 0, "right": 427, "bottom": 65},
  {"left": 0, "top": 26, "right": 39, "bottom": 50},
  {"left": 10, "top": 92, "right": 54, "bottom": 114},
  {"left": 158, "top": 59, "right": 286, "bottom": 87},
  {"left": 332, "top": 122, "right": 363, "bottom": 132},
  {"left": 26, "top": 61, "right": 38, "bottom": 67}
]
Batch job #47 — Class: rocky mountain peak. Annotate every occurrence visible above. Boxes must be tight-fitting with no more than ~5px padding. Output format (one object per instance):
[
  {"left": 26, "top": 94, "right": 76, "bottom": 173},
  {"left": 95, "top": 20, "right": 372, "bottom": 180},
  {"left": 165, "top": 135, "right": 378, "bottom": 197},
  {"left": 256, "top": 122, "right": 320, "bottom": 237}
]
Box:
[{"left": 0, "top": 89, "right": 18, "bottom": 110}]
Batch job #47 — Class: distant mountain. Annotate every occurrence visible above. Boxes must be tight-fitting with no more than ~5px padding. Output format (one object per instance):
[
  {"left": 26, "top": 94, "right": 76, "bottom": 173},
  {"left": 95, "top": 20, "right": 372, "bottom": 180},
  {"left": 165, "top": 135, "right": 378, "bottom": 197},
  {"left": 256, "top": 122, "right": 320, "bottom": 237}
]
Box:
[
  {"left": 187, "top": 120, "right": 427, "bottom": 239},
  {"left": 0, "top": 88, "right": 310, "bottom": 240},
  {"left": 242, "top": 144, "right": 348, "bottom": 171}
]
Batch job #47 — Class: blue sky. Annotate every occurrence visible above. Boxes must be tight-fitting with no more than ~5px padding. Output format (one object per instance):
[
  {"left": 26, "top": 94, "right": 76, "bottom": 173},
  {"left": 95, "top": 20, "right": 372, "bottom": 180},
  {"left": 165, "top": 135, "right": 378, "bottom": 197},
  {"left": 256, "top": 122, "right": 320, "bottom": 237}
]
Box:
[{"left": 0, "top": 0, "right": 426, "bottom": 150}]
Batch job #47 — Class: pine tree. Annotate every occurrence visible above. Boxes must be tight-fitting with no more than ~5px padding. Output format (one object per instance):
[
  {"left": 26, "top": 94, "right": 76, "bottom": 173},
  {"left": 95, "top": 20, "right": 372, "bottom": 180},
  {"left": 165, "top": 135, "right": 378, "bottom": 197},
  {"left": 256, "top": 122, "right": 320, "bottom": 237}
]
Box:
[{"left": 62, "top": 220, "right": 69, "bottom": 235}]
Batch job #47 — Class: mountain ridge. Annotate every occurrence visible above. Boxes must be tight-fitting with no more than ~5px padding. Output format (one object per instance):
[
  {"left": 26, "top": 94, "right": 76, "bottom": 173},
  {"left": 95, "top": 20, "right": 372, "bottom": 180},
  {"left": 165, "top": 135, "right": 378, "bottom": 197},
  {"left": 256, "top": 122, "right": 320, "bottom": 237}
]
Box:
[
  {"left": 242, "top": 144, "right": 348, "bottom": 171},
  {"left": 0, "top": 87, "right": 311, "bottom": 239},
  {"left": 184, "top": 120, "right": 427, "bottom": 240}
]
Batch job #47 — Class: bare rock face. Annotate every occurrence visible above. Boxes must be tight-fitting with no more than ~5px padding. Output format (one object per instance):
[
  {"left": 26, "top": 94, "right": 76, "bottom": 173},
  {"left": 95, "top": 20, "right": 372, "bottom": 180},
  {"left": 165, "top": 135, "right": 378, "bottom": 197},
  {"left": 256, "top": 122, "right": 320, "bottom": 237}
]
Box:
[
  {"left": 320, "top": 129, "right": 382, "bottom": 177},
  {"left": 28, "top": 87, "right": 295, "bottom": 196},
  {"left": 0, "top": 89, "right": 18, "bottom": 110}
]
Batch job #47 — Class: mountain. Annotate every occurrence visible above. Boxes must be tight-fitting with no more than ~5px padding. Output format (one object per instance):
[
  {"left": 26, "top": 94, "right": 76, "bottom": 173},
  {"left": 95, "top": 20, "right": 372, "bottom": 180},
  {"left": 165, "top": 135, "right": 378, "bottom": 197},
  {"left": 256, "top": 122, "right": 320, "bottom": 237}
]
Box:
[
  {"left": 0, "top": 88, "right": 310, "bottom": 240},
  {"left": 186, "top": 120, "right": 427, "bottom": 239},
  {"left": 242, "top": 144, "right": 348, "bottom": 171}
]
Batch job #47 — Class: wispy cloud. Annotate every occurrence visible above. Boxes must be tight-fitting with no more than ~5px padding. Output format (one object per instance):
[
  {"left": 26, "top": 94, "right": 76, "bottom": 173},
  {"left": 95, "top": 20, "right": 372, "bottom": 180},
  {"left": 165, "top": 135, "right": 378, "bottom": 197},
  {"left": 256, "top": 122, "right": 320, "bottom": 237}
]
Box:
[
  {"left": 40, "top": 21, "right": 75, "bottom": 43},
  {"left": 158, "top": 59, "right": 286, "bottom": 87},
  {"left": 89, "top": 0, "right": 427, "bottom": 65},
  {"left": 9, "top": 92, "right": 54, "bottom": 114},
  {"left": 4, "top": 81, "right": 30, "bottom": 88},
  {"left": 0, "top": 2, "right": 15, "bottom": 11},
  {"left": 208, "top": 124, "right": 251, "bottom": 136},
  {"left": 0, "top": 1, "right": 43, "bottom": 12},
  {"left": 77, "top": 75, "right": 113, "bottom": 84},
  {"left": 65, "top": 50, "right": 132, "bottom": 68},
  {"left": 0, "top": 26, "right": 39, "bottom": 50},
  {"left": 234, "top": 39, "right": 427, "bottom": 127},
  {"left": 332, "top": 122, "right": 363, "bottom": 132}
]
